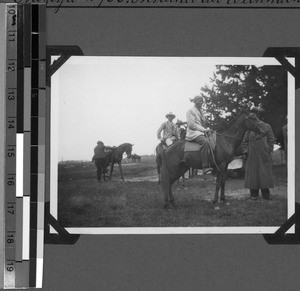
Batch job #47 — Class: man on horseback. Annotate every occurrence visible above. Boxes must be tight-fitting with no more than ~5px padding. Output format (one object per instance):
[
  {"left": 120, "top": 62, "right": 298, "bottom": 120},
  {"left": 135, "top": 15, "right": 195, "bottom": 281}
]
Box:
[
  {"left": 157, "top": 112, "right": 180, "bottom": 146},
  {"left": 185, "top": 95, "right": 213, "bottom": 174}
]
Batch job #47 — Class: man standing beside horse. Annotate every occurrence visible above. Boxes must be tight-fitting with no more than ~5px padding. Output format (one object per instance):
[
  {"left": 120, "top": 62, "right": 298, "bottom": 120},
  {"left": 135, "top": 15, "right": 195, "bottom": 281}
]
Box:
[
  {"left": 92, "top": 141, "right": 114, "bottom": 181},
  {"left": 242, "top": 107, "right": 275, "bottom": 200},
  {"left": 185, "top": 95, "right": 213, "bottom": 174}
]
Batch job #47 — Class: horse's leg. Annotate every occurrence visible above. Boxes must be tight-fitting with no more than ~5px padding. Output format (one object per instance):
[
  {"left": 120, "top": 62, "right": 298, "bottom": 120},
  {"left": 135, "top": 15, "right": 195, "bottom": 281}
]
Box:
[
  {"left": 220, "top": 177, "right": 226, "bottom": 202},
  {"left": 95, "top": 159, "right": 101, "bottom": 181},
  {"left": 214, "top": 166, "right": 228, "bottom": 204},
  {"left": 169, "top": 177, "right": 178, "bottom": 207},
  {"left": 118, "top": 162, "right": 124, "bottom": 181},
  {"left": 102, "top": 163, "right": 107, "bottom": 182},
  {"left": 213, "top": 172, "right": 222, "bottom": 204},
  {"left": 169, "top": 185, "right": 174, "bottom": 207},
  {"left": 160, "top": 156, "right": 171, "bottom": 209},
  {"left": 161, "top": 175, "right": 170, "bottom": 209},
  {"left": 109, "top": 163, "right": 114, "bottom": 179},
  {"left": 217, "top": 166, "right": 227, "bottom": 202},
  {"left": 156, "top": 156, "right": 161, "bottom": 185}
]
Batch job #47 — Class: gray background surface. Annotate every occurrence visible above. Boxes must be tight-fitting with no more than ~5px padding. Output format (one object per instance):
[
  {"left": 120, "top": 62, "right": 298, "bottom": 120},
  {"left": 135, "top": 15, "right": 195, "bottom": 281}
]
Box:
[{"left": 44, "top": 7, "right": 300, "bottom": 291}]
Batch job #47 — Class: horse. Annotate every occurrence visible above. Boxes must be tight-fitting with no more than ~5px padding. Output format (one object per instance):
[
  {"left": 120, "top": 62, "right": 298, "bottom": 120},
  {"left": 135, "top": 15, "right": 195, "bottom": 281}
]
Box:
[
  {"left": 108, "top": 143, "right": 133, "bottom": 181},
  {"left": 160, "top": 112, "right": 263, "bottom": 209},
  {"left": 131, "top": 154, "right": 141, "bottom": 163},
  {"left": 156, "top": 122, "right": 188, "bottom": 185},
  {"left": 92, "top": 147, "right": 114, "bottom": 181}
]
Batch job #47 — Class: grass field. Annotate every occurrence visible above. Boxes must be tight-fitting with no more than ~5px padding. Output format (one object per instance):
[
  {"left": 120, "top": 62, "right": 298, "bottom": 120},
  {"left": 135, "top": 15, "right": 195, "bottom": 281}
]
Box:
[{"left": 57, "top": 158, "right": 288, "bottom": 229}]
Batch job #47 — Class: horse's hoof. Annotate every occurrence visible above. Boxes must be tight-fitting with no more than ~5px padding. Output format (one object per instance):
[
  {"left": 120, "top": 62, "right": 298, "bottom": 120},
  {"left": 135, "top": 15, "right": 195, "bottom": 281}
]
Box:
[{"left": 213, "top": 206, "right": 220, "bottom": 211}]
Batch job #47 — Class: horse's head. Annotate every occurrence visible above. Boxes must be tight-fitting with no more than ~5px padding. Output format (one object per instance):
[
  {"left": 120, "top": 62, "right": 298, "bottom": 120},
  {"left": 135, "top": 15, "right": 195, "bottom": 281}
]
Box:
[{"left": 125, "top": 143, "right": 133, "bottom": 159}]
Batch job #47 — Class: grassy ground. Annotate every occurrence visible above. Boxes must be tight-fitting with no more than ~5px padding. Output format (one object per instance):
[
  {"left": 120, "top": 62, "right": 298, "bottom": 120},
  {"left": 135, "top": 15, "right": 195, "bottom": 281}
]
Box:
[{"left": 58, "top": 160, "right": 288, "bottom": 228}]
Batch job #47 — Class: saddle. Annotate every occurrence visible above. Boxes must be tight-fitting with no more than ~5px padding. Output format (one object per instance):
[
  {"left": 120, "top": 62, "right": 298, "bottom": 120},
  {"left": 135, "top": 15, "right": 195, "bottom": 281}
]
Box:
[
  {"left": 160, "top": 138, "right": 177, "bottom": 150},
  {"left": 184, "top": 132, "right": 216, "bottom": 153}
]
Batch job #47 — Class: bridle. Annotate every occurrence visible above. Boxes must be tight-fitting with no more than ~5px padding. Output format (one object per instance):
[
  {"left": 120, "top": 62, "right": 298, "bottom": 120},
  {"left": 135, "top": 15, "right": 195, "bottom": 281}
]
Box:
[{"left": 214, "top": 113, "right": 259, "bottom": 140}]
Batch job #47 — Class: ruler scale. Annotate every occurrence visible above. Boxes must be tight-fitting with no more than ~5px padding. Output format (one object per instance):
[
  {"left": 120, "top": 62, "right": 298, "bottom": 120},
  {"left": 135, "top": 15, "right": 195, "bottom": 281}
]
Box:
[
  {"left": 4, "top": 4, "right": 18, "bottom": 289},
  {"left": 36, "top": 5, "right": 46, "bottom": 287},
  {"left": 30, "top": 4, "right": 39, "bottom": 287},
  {"left": 3, "top": 3, "right": 46, "bottom": 289}
]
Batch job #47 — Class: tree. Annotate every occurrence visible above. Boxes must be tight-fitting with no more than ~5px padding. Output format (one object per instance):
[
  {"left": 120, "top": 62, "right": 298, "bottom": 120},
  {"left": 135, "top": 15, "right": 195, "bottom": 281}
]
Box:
[{"left": 201, "top": 65, "right": 287, "bottom": 144}]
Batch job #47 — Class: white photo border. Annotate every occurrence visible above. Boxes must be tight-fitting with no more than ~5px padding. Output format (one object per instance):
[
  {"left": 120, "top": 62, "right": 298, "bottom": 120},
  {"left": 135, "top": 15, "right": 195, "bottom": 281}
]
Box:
[{"left": 50, "top": 56, "right": 295, "bottom": 235}]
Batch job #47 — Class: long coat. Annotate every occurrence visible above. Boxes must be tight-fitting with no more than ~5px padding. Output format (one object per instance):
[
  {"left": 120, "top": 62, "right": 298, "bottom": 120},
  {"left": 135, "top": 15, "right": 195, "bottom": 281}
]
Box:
[{"left": 242, "top": 122, "right": 275, "bottom": 189}]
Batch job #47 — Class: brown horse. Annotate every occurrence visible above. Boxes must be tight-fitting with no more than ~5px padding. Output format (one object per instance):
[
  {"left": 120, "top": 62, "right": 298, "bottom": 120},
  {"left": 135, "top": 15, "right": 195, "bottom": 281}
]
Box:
[
  {"left": 160, "top": 112, "right": 263, "bottom": 209},
  {"left": 108, "top": 143, "right": 133, "bottom": 181}
]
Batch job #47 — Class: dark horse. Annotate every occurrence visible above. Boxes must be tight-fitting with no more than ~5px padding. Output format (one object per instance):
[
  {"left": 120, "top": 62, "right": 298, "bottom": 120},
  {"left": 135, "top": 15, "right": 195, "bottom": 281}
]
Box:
[
  {"left": 108, "top": 143, "right": 133, "bottom": 181},
  {"left": 131, "top": 154, "right": 141, "bottom": 163},
  {"left": 156, "top": 122, "right": 187, "bottom": 184},
  {"left": 160, "top": 112, "right": 262, "bottom": 208}
]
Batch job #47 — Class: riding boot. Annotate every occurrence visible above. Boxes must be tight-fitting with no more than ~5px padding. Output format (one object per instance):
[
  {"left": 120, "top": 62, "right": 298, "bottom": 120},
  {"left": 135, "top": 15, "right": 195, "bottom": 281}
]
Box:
[
  {"left": 97, "top": 169, "right": 101, "bottom": 181},
  {"left": 250, "top": 189, "right": 259, "bottom": 200},
  {"left": 202, "top": 160, "right": 213, "bottom": 175},
  {"left": 261, "top": 188, "right": 271, "bottom": 200}
]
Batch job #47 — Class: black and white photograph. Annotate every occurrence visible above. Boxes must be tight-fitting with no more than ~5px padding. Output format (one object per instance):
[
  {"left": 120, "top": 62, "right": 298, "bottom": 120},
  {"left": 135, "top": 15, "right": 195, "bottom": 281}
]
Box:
[{"left": 50, "top": 56, "right": 294, "bottom": 234}]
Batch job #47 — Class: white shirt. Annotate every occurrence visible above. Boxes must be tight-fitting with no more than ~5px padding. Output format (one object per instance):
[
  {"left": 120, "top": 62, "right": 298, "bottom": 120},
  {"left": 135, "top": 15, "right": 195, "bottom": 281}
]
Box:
[{"left": 157, "top": 120, "right": 178, "bottom": 140}]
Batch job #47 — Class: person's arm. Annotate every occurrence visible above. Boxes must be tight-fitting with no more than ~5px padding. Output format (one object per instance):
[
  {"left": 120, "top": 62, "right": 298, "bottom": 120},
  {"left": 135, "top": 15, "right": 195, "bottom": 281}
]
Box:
[
  {"left": 157, "top": 122, "right": 165, "bottom": 139},
  {"left": 241, "top": 131, "right": 249, "bottom": 156},
  {"left": 186, "top": 110, "right": 208, "bottom": 132}
]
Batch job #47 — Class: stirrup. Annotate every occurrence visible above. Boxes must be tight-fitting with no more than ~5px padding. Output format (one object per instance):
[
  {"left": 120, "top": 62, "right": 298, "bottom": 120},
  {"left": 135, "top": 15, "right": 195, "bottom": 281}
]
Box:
[{"left": 202, "top": 167, "right": 213, "bottom": 175}]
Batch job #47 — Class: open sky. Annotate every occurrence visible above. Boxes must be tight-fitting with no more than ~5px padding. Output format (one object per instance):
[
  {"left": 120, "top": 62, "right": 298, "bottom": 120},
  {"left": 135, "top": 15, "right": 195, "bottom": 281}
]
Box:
[{"left": 51, "top": 56, "right": 282, "bottom": 161}]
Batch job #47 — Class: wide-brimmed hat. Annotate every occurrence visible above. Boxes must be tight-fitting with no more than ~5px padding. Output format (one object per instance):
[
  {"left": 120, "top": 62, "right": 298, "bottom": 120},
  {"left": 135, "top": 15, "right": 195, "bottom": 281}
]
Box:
[{"left": 165, "top": 112, "right": 176, "bottom": 119}]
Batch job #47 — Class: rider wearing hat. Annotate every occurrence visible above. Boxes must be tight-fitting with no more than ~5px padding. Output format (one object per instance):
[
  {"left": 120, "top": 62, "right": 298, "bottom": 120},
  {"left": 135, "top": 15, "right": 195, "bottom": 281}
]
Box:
[
  {"left": 186, "top": 95, "right": 212, "bottom": 173},
  {"left": 157, "top": 112, "right": 180, "bottom": 146}
]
